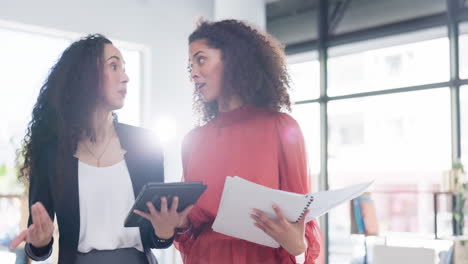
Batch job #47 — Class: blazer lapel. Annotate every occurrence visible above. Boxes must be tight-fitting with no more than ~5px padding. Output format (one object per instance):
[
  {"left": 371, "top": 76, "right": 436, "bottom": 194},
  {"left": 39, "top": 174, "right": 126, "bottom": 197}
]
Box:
[{"left": 115, "top": 122, "right": 145, "bottom": 199}]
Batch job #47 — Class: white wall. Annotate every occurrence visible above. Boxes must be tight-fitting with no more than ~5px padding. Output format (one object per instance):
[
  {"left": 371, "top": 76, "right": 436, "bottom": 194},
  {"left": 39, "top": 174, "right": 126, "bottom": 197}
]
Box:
[{"left": 0, "top": 0, "right": 214, "bottom": 182}]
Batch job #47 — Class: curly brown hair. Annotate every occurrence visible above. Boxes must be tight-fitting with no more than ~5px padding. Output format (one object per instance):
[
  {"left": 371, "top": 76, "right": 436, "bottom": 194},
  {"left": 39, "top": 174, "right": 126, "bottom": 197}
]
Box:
[
  {"left": 18, "top": 34, "right": 112, "bottom": 184},
  {"left": 189, "top": 19, "right": 292, "bottom": 124}
]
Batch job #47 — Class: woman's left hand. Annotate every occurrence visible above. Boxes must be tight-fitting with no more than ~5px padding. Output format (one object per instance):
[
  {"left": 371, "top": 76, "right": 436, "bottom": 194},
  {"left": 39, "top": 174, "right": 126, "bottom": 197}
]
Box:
[
  {"left": 134, "top": 196, "right": 193, "bottom": 239},
  {"left": 251, "top": 204, "right": 308, "bottom": 256}
]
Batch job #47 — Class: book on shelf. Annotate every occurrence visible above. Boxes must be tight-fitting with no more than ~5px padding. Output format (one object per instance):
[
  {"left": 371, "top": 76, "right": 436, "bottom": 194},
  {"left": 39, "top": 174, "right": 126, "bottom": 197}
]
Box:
[{"left": 350, "top": 192, "right": 379, "bottom": 236}]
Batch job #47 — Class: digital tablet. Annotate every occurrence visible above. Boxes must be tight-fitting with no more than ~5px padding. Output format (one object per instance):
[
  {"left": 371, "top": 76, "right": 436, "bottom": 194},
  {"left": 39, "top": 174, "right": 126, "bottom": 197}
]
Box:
[{"left": 124, "top": 182, "right": 207, "bottom": 227}]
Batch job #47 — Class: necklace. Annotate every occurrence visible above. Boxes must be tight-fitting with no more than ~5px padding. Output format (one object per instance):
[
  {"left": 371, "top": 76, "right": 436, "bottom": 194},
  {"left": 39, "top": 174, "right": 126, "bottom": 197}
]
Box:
[{"left": 83, "top": 128, "right": 114, "bottom": 167}]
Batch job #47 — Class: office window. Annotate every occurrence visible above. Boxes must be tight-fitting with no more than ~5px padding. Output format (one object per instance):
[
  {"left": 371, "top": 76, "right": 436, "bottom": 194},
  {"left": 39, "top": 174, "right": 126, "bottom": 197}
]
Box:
[
  {"left": 328, "top": 36, "right": 449, "bottom": 96},
  {"left": 328, "top": 89, "right": 451, "bottom": 187},
  {"left": 288, "top": 59, "right": 320, "bottom": 102},
  {"left": 327, "top": 88, "right": 451, "bottom": 263},
  {"left": 288, "top": 57, "right": 321, "bottom": 190},
  {"left": 462, "top": 86, "right": 468, "bottom": 169},
  {"left": 459, "top": 25, "right": 468, "bottom": 79},
  {"left": 457, "top": 21, "right": 467, "bottom": 171},
  {"left": 291, "top": 103, "right": 321, "bottom": 190}
]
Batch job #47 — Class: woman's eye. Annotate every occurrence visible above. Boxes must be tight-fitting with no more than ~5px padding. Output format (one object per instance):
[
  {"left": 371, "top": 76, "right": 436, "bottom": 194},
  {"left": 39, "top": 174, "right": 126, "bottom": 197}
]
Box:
[
  {"left": 111, "top": 64, "right": 118, "bottom": 71},
  {"left": 198, "top": 57, "right": 205, "bottom": 64}
]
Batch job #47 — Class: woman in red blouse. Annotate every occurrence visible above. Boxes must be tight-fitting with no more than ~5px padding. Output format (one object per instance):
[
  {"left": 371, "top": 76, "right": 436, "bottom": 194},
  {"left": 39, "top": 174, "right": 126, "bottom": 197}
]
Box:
[{"left": 174, "top": 19, "right": 322, "bottom": 264}]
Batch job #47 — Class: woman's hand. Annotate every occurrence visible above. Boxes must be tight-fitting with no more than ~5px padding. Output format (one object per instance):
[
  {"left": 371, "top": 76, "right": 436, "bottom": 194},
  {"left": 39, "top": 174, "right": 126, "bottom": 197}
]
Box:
[
  {"left": 251, "top": 204, "right": 308, "bottom": 256},
  {"left": 10, "top": 202, "right": 54, "bottom": 249},
  {"left": 134, "top": 196, "right": 193, "bottom": 239}
]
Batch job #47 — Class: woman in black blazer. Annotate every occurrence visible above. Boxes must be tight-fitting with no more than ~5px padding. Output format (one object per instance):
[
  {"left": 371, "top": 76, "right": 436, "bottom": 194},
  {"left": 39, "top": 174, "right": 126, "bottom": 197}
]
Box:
[{"left": 10, "top": 34, "right": 191, "bottom": 264}]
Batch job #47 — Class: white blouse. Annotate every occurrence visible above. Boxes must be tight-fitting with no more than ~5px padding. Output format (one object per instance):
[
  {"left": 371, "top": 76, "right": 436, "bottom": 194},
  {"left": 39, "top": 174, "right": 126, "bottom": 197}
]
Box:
[{"left": 77, "top": 159, "right": 144, "bottom": 253}]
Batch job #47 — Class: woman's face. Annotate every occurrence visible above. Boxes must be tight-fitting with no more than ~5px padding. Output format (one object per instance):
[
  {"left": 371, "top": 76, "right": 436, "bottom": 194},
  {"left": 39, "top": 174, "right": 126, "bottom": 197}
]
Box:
[
  {"left": 100, "top": 44, "right": 129, "bottom": 111},
  {"left": 189, "top": 39, "right": 224, "bottom": 103}
]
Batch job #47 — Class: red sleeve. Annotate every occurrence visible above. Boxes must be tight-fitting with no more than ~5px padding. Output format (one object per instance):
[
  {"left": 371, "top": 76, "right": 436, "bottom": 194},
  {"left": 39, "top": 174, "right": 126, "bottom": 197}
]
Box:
[
  {"left": 276, "top": 113, "right": 322, "bottom": 264},
  {"left": 174, "top": 130, "right": 197, "bottom": 256}
]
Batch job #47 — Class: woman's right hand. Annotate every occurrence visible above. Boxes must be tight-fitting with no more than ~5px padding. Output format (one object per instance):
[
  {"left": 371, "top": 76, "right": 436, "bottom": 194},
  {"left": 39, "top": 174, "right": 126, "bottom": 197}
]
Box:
[
  {"left": 134, "top": 196, "right": 193, "bottom": 239},
  {"left": 10, "top": 202, "right": 54, "bottom": 249}
]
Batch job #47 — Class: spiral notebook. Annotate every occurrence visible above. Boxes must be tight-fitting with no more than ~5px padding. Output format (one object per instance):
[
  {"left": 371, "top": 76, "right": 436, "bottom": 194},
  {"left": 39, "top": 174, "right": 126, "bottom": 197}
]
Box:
[{"left": 212, "top": 176, "right": 372, "bottom": 248}]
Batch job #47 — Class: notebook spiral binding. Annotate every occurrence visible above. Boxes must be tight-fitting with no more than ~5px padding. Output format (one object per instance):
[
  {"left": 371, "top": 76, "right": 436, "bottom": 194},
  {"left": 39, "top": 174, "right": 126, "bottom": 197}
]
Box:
[{"left": 296, "top": 195, "right": 315, "bottom": 222}]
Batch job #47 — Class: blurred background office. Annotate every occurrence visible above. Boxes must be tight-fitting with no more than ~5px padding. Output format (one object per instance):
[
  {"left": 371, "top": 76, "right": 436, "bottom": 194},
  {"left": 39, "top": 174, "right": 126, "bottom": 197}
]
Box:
[{"left": 0, "top": 0, "right": 467, "bottom": 263}]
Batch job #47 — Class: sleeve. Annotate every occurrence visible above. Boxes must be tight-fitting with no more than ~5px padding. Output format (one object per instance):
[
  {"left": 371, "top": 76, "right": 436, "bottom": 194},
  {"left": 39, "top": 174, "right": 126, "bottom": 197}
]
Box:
[
  {"left": 150, "top": 232, "right": 174, "bottom": 249},
  {"left": 25, "top": 238, "right": 54, "bottom": 261},
  {"left": 275, "top": 113, "right": 322, "bottom": 264},
  {"left": 143, "top": 133, "right": 176, "bottom": 249},
  {"left": 25, "top": 151, "right": 55, "bottom": 261},
  {"left": 174, "top": 130, "right": 197, "bottom": 255}
]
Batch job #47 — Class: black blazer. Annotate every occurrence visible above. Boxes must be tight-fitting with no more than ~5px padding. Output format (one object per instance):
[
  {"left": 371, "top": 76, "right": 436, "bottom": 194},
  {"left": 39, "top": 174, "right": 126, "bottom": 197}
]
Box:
[{"left": 25, "top": 122, "right": 170, "bottom": 264}]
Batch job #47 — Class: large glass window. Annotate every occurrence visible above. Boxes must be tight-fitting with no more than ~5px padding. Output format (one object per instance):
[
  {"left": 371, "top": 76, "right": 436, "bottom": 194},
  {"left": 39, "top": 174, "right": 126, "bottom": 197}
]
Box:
[
  {"left": 453, "top": 22, "right": 468, "bottom": 168},
  {"left": 288, "top": 28, "right": 456, "bottom": 263},
  {"left": 291, "top": 103, "right": 321, "bottom": 190},
  {"left": 328, "top": 36, "right": 449, "bottom": 96},
  {"left": 288, "top": 56, "right": 321, "bottom": 191},
  {"left": 328, "top": 89, "right": 451, "bottom": 187},
  {"left": 327, "top": 88, "right": 452, "bottom": 263},
  {"left": 462, "top": 86, "right": 468, "bottom": 170},
  {"left": 288, "top": 54, "right": 320, "bottom": 102},
  {"left": 459, "top": 23, "right": 468, "bottom": 79}
]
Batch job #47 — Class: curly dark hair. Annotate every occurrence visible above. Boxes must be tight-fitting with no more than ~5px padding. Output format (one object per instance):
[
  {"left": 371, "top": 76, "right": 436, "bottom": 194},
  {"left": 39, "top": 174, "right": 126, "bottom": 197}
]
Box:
[
  {"left": 189, "top": 19, "right": 292, "bottom": 124},
  {"left": 18, "top": 34, "right": 112, "bottom": 183}
]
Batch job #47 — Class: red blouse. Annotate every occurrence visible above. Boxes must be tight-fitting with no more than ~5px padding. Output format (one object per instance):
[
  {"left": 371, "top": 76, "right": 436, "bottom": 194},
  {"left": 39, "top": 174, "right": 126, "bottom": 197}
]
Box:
[{"left": 175, "top": 104, "right": 321, "bottom": 264}]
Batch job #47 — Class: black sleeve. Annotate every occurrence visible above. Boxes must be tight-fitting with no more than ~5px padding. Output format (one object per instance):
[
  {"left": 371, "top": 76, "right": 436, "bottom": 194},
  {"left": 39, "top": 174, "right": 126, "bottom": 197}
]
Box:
[
  {"left": 150, "top": 232, "right": 174, "bottom": 249},
  {"left": 25, "top": 151, "right": 55, "bottom": 260},
  {"left": 25, "top": 238, "right": 54, "bottom": 261},
  {"left": 146, "top": 140, "right": 173, "bottom": 248}
]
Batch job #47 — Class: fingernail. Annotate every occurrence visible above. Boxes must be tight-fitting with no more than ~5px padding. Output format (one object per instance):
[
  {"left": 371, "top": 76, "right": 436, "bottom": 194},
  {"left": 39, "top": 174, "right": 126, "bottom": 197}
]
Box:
[{"left": 272, "top": 204, "right": 278, "bottom": 209}]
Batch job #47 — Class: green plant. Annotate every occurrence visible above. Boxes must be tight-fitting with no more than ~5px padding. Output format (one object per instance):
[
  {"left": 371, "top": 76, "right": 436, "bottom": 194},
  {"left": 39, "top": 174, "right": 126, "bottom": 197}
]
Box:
[
  {"left": 0, "top": 164, "right": 6, "bottom": 177},
  {"left": 453, "top": 164, "right": 464, "bottom": 172}
]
